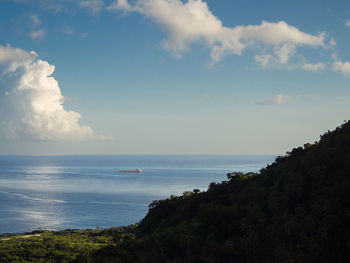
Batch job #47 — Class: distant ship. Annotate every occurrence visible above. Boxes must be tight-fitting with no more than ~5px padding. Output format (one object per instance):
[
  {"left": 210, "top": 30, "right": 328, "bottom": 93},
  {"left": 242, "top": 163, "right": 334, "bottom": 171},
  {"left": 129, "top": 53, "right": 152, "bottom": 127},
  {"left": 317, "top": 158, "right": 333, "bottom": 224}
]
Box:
[{"left": 119, "top": 168, "right": 142, "bottom": 173}]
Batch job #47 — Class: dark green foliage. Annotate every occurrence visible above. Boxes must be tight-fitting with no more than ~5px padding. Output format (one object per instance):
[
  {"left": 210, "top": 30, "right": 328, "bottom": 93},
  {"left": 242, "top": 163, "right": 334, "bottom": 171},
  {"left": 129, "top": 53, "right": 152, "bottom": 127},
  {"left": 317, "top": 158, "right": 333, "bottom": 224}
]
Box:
[
  {"left": 86, "top": 121, "right": 350, "bottom": 262},
  {"left": 1, "top": 121, "right": 350, "bottom": 262}
]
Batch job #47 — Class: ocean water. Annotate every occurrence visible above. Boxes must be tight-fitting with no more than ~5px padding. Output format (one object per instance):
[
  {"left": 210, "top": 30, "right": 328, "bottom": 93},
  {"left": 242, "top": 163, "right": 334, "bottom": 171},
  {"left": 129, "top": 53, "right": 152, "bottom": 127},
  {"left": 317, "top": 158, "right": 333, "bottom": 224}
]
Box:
[{"left": 0, "top": 155, "right": 275, "bottom": 234}]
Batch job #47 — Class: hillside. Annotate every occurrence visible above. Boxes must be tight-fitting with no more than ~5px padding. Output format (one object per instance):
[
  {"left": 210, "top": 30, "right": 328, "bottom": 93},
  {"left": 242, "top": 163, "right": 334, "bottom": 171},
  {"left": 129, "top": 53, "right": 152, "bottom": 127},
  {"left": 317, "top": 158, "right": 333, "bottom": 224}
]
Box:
[
  {"left": 0, "top": 121, "right": 349, "bottom": 263},
  {"left": 88, "top": 121, "right": 350, "bottom": 262}
]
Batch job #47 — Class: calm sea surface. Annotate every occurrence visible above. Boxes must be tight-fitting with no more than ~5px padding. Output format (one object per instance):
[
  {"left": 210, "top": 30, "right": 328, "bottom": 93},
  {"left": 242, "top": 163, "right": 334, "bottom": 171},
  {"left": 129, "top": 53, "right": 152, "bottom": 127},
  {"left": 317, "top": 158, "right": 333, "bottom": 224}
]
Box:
[{"left": 0, "top": 155, "right": 275, "bottom": 234}]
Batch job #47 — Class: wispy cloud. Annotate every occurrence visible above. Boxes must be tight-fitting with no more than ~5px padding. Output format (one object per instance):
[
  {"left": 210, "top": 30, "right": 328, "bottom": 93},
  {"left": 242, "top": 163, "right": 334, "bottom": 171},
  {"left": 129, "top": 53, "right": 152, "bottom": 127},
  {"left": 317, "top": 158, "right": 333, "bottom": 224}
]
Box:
[
  {"left": 333, "top": 60, "right": 350, "bottom": 76},
  {"left": 255, "top": 44, "right": 298, "bottom": 69},
  {"left": 201, "top": 95, "right": 211, "bottom": 102},
  {"left": 29, "top": 29, "right": 45, "bottom": 39},
  {"left": 44, "top": 2, "right": 63, "bottom": 13},
  {"left": 329, "top": 37, "right": 336, "bottom": 47},
  {"left": 110, "top": 0, "right": 326, "bottom": 65},
  {"left": 254, "top": 54, "right": 272, "bottom": 68},
  {"left": 256, "top": 94, "right": 291, "bottom": 105},
  {"left": 295, "top": 94, "right": 319, "bottom": 101},
  {"left": 302, "top": 62, "right": 325, "bottom": 72},
  {"left": 62, "top": 26, "right": 74, "bottom": 35},
  {"left": 9, "top": 0, "right": 64, "bottom": 12},
  {"left": 30, "top": 14, "right": 41, "bottom": 26},
  {"left": 108, "top": 0, "right": 135, "bottom": 11},
  {"left": 345, "top": 20, "right": 350, "bottom": 28},
  {"left": 80, "top": 0, "right": 105, "bottom": 14},
  {"left": 81, "top": 32, "right": 89, "bottom": 38}
]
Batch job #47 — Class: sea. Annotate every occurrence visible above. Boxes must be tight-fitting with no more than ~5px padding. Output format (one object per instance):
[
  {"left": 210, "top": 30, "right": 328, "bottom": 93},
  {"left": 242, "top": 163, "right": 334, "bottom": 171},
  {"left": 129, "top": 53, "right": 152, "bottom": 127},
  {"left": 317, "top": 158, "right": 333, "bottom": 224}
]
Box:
[{"left": 0, "top": 155, "right": 275, "bottom": 234}]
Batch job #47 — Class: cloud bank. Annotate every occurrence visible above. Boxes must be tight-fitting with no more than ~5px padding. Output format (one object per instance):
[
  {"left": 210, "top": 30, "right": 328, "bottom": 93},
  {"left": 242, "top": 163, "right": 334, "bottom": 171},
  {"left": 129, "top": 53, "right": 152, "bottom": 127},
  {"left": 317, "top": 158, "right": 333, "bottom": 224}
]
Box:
[
  {"left": 0, "top": 45, "right": 107, "bottom": 141},
  {"left": 110, "top": 0, "right": 325, "bottom": 64}
]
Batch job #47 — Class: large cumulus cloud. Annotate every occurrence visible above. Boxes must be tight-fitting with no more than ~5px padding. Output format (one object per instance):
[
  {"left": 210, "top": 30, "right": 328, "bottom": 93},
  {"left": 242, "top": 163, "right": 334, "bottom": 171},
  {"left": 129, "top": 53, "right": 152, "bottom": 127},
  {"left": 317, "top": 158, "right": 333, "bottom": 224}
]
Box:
[{"left": 0, "top": 45, "right": 107, "bottom": 141}]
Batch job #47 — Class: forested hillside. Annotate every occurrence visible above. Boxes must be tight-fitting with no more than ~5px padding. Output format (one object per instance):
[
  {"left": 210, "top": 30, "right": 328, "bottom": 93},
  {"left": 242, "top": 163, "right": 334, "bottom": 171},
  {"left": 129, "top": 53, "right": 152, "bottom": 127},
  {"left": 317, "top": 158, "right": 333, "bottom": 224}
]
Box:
[{"left": 88, "top": 121, "right": 350, "bottom": 263}]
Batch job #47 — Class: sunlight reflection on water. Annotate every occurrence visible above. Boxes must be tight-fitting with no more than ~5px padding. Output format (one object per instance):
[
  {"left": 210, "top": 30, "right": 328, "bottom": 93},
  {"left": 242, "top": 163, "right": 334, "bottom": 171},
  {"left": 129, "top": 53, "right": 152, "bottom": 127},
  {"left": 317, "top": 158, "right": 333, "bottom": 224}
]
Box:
[{"left": 0, "top": 155, "right": 275, "bottom": 233}]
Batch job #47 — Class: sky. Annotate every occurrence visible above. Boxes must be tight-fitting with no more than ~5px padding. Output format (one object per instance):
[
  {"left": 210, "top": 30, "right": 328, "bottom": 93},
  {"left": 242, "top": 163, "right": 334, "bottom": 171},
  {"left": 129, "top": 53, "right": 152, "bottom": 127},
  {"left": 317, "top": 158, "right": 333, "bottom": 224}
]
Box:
[{"left": 0, "top": 0, "right": 349, "bottom": 155}]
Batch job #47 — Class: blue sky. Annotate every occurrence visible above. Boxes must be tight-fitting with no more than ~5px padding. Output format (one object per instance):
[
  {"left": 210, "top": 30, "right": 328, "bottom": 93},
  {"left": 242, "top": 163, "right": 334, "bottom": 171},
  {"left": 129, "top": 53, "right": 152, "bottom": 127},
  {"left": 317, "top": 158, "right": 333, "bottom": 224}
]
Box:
[{"left": 0, "top": 0, "right": 349, "bottom": 155}]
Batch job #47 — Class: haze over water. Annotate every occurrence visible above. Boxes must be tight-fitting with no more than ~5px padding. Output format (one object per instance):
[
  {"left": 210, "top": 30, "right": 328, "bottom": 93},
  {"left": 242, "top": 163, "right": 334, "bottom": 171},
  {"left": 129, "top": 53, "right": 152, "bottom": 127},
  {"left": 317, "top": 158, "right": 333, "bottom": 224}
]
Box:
[{"left": 0, "top": 155, "right": 275, "bottom": 234}]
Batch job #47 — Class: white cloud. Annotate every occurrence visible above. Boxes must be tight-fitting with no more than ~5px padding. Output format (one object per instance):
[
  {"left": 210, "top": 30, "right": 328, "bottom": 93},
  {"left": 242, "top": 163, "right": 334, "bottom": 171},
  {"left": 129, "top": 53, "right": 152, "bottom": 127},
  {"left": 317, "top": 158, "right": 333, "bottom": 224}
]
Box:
[
  {"left": 329, "top": 37, "right": 336, "bottom": 47},
  {"left": 345, "top": 20, "right": 350, "bottom": 28},
  {"left": 29, "top": 29, "right": 45, "bottom": 39},
  {"left": 254, "top": 54, "right": 271, "bottom": 68},
  {"left": 0, "top": 45, "right": 108, "bottom": 141},
  {"left": 30, "top": 14, "right": 41, "bottom": 26},
  {"left": 254, "top": 45, "right": 296, "bottom": 69},
  {"left": 62, "top": 26, "right": 74, "bottom": 35},
  {"left": 302, "top": 62, "right": 325, "bottom": 72},
  {"left": 81, "top": 32, "right": 89, "bottom": 38},
  {"left": 0, "top": 44, "right": 36, "bottom": 64},
  {"left": 274, "top": 43, "right": 296, "bottom": 64},
  {"left": 111, "top": 0, "right": 325, "bottom": 63},
  {"left": 333, "top": 60, "right": 350, "bottom": 76},
  {"left": 80, "top": 0, "right": 105, "bottom": 14},
  {"left": 331, "top": 53, "right": 338, "bottom": 60},
  {"left": 108, "top": 0, "right": 134, "bottom": 11},
  {"left": 257, "top": 94, "right": 291, "bottom": 105}
]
